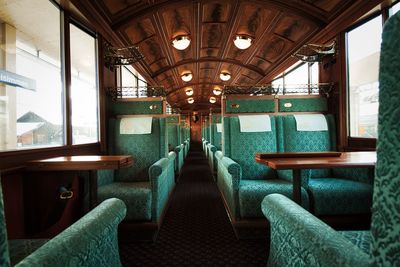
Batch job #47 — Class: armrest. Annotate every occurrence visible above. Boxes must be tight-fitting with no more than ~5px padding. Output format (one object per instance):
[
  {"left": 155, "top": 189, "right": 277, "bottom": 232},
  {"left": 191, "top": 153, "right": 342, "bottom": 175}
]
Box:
[
  {"left": 17, "top": 198, "right": 126, "bottom": 267},
  {"left": 262, "top": 194, "right": 370, "bottom": 267},
  {"left": 168, "top": 151, "right": 176, "bottom": 162},
  {"left": 216, "top": 155, "right": 241, "bottom": 218},
  {"left": 173, "top": 145, "right": 181, "bottom": 153},
  {"left": 208, "top": 144, "right": 217, "bottom": 153},
  {"left": 149, "top": 158, "right": 173, "bottom": 220}
]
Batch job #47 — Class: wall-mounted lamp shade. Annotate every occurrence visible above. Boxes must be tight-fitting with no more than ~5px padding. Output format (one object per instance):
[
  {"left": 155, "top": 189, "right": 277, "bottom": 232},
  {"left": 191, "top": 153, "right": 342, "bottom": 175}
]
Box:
[
  {"left": 219, "top": 72, "right": 231, "bottom": 81},
  {"left": 234, "top": 35, "right": 252, "bottom": 50},
  {"left": 187, "top": 97, "right": 194, "bottom": 104},
  {"left": 181, "top": 72, "right": 193, "bottom": 82},
  {"left": 213, "top": 87, "right": 222, "bottom": 95},
  {"left": 172, "top": 36, "right": 191, "bottom": 50},
  {"left": 209, "top": 97, "right": 217, "bottom": 103},
  {"left": 185, "top": 88, "right": 194, "bottom": 96}
]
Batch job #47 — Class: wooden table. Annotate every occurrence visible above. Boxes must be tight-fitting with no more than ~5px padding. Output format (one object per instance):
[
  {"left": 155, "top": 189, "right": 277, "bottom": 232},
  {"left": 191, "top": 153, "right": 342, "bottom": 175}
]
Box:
[
  {"left": 27, "top": 155, "right": 134, "bottom": 208},
  {"left": 255, "top": 151, "right": 376, "bottom": 204}
]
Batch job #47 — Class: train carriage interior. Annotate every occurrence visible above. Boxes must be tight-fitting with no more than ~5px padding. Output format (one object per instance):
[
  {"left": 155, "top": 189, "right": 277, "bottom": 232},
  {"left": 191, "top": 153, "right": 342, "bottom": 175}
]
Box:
[{"left": 0, "top": 0, "right": 399, "bottom": 266}]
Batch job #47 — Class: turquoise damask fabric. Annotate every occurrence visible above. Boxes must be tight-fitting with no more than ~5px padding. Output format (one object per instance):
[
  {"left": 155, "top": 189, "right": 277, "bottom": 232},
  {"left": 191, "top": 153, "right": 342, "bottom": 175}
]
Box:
[
  {"left": 0, "top": 182, "right": 11, "bottom": 267},
  {"left": 98, "top": 182, "right": 152, "bottom": 221},
  {"left": 370, "top": 12, "right": 400, "bottom": 266},
  {"left": 239, "top": 179, "right": 309, "bottom": 218},
  {"left": 308, "top": 178, "right": 372, "bottom": 215},
  {"left": 9, "top": 239, "right": 48, "bottom": 266},
  {"left": 262, "top": 194, "right": 369, "bottom": 267},
  {"left": 228, "top": 116, "right": 277, "bottom": 180},
  {"left": 15, "top": 198, "right": 126, "bottom": 267}
]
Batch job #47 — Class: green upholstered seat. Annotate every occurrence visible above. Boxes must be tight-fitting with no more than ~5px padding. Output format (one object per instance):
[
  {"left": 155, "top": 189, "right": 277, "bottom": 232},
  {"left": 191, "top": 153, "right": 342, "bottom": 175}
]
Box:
[
  {"left": 239, "top": 179, "right": 309, "bottom": 218},
  {"left": 277, "top": 114, "right": 374, "bottom": 216},
  {"left": 308, "top": 178, "right": 372, "bottom": 215},
  {"left": 167, "top": 123, "right": 184, "bottom": 173},
  {"left": 217, "top": 115, "right": 310, "bottom": 220},
  {"left": 262, "top": 12, "right": 400, "bottom": 267},
  {"left": 98, "top": 182, "right": 152, "bottom": 221},
  {"left": 0, "top": 176, "right": 126, "bottom": 266},
  {"left": 97, "top": 117, "right": 175, "bottom": 224}
]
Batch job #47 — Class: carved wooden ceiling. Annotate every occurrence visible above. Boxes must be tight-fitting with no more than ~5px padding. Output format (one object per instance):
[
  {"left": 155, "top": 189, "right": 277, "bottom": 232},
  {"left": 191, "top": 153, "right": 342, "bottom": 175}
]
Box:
[{"left": 90, "top": 0, "right": 355, "bottom": 112}]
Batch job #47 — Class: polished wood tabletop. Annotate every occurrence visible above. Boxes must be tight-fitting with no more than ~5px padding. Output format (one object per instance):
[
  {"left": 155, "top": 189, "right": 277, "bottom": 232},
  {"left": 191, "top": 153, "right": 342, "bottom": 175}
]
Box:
[
  {"left": 26, "top": 155, "right": 134, "bottom": 171},
  {"left": 255, "top": 151, "right": 376, "bottom": 204},
  {"left": 255, "top": 151, "right": 376, "bottom": 170}
]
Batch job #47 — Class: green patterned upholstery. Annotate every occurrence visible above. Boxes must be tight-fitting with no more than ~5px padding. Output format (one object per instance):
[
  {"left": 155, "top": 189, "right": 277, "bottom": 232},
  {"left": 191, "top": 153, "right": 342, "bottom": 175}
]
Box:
[
  {"left": 239, "top": 180, "right": 309, "bottom": 218},
  {"left": 0, "top": 180, "right": 11, "bottom": 267},
  {"left": 98, "top": 182, "right": 152, "bottom": 221},
  {"left": 277, "top": 114, "right": 373, "bottom": 216},
  {"left": 109, "top": 100, "right": 164, "bottom": 115},
  {"left": 217, "top": 115, "right": 310, "bottom": 220},
  {"left": 339, "top": 231, "right": 371, "bottom": 255},
  {"left": 370, "top": 12, "right": 400, "bottom": 266},
  {"left": 9, "top": 239, "right": 48, "bottom": 266},
  {"left": 308, "top": 178, "right": 373, "bottom": 215},
  {"left": 1, "top": 175, "right": 126, "bottom": 267},
  {"left": 168, "top": 124, "right": 184, "bottom": 173},
  {"left": 225, "top": 116, "right": 277, "bottom": 180},
  {"left": 262, "top": 194, "right": 370, "bottom": 267},
  {"left": 16, "top": 198, "right": 126, "bottom": 267},
  {"left": 225, "top": 98, "right": 275, "bottom": 113},
  {"left": 262, "top": 12, "right": 400, "bottom": 266},
  {"left": 98, "top": 116, "right": 175, "bottom": 223},
  {"left": 278, "top": 97, "right": 328, "bottom": 112}
]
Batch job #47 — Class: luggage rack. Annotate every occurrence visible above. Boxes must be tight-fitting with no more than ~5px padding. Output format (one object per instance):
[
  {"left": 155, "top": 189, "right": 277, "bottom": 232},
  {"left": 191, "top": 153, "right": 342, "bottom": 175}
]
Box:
[{"left": 106, "top": 86, "right": 166, "bottom": 100}]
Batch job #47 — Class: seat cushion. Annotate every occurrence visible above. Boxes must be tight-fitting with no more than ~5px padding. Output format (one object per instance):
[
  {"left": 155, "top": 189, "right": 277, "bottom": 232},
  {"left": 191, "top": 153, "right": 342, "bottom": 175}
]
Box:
[
  {"left": 98, "top": 182, "right": 152, "bottom": 221},
  {"left": 308, "top": 178, "right": 373, "bottom": 216},
  {"left": 239, "top": 179, "right": 309, "bottom": 218},
  {"left": 9, "top": 239, "right": 48, "bottom": 266},
  {"left": 339, "top": 230, "right": 371, "bottom": 254}
]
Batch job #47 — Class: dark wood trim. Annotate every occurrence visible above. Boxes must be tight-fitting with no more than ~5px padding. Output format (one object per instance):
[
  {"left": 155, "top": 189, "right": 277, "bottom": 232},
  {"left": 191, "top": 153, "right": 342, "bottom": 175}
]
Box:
[
  {"left": 97, "top": 35, "right": 107, "bottom": 154},
  {"left": 0, "top": 143, "right": 101, "bottom": 170},
  {"left": 63, "top": 12, "right": 72, "bottom": 146},
  {"left": 346, "top": 137, "right": 377, "bottom": 151}
]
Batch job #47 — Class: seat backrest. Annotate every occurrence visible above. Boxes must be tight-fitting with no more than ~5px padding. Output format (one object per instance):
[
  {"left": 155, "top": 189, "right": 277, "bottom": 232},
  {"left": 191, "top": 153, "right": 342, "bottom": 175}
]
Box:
[
  {"left": 370, "top": 12, "right": 400, "bottom": 266},
  {"left": 223, "top": 115, "right": 277, "bottom": 180},
  {"left": 109, "top": 117, "right": 167, "bottom": 182},
  {"left": 209, "top": 124, "right": 222, "bottom": 150},
  {"left": 167, "top": 124, "right": 181, "bottom": 150},
  {"left": 0, "top": 178, "right": 11, "bottom": 267},
  {"left": 277, "top": 114, "right": 336, "bottom": 178}
]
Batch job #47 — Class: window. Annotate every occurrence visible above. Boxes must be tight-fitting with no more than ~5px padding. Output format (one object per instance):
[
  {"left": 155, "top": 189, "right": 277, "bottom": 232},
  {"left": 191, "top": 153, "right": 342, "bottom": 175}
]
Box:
[
  {"left": 347, "top": 15, "right": 382, "bottom": 138},
  {"left": 0, "top": 1, "right": 63, "bottom": 151},
  {"left": 70, "top": 24, "right": 99, "bottom": 145},
  {"left": 116, "top": 65, "right": 147, "bottom": 98},
  {"left": 391, "top": 1, "right": 400, "bottom": 16},
  {"left": 271, "top": 62, "right": 319, "bottom": 94}
]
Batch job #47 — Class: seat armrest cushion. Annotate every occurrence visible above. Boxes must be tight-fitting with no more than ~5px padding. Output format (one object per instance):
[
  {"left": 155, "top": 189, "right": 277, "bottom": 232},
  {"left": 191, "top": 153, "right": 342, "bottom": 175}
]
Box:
[
  {"left": 262, "top": 194, "right": 369, "bottom": 267},
  {"left": 16, "top": 198, "right": 126, "bottom": 267}
]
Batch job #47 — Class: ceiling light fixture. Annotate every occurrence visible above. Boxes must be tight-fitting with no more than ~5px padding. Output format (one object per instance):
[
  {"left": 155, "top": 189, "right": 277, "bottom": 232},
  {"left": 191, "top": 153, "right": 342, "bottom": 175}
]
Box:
[
  {"left": 233, "top": 35, "right": 252, "bottom": 50},
  {"left": 213, "top": 87, "right": 222, "bottom": 95},
  {"left": 209, "top": 97, "right": 217, "bottom": 103},
  {"left": 219, "top": 72, "right": 231, "bottom": 81},
  {"left": 172, "top": 35, "right": 191, "bottom": 50},
  {"left": 187, "top": 97, "right": 194, "bottom": 104},
  {"left": 185, "top": 87, "right": 194, "bottom": 96},
  {"left": 181, "top": 72, "right": 193, "bottom": 82}
]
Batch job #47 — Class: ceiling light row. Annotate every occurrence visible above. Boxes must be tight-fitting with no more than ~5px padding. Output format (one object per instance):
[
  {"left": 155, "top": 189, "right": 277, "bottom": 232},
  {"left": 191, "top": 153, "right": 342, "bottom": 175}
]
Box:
[
  {"left": 187, "top": 96, "right": 218, "bottom": 104},
  {"left": 172, "top": 35, "right": 252, "bottom": 50}
]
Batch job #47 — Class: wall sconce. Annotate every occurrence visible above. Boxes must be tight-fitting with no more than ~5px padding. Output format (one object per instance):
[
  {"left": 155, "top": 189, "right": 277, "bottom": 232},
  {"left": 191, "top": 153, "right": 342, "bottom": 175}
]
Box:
[
  {"left": 181, "top": 72, "right": 193, "bottom": 82},
  {"left": 213, "top": 87, "right": 222, "bottom": 95},
  {"left": 172, "top": 35, "right": 191, "bottom": 50},
  {"left": 209, "top": 97, "right": 217, "bottom": 103},
  {"left": 233, "top": 35, "right": 252, "bottom": 50},
  {"left": 219, "top": 72, "right": 231, "bottom": 81},
  {"left": 187, "top": 97, "right": 194, "bottom": 104},
  {"left": 185, "top": 87, "right": 194, "bottom": 96}
]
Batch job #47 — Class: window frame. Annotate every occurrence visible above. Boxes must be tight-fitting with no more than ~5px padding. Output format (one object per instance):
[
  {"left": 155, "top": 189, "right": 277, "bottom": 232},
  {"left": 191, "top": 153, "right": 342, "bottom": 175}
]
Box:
[
  {"left": 343, "top": 2, "right": 398, "bottom": 150},
  {"left": 0, "top": 1, "right": 102, "bottom": 168}
]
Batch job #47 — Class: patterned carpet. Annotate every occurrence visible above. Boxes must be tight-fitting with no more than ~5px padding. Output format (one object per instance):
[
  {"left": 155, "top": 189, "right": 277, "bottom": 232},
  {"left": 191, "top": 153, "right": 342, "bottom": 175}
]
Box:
[{"left": 119, "top": 142, "right": 269, "bottom": 266}]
